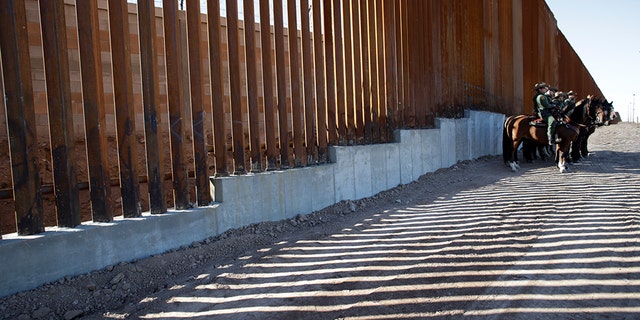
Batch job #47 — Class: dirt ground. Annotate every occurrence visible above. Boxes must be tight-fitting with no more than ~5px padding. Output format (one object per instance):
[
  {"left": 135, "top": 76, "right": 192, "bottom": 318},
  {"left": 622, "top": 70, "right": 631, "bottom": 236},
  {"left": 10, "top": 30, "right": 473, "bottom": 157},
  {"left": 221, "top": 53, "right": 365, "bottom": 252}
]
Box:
[{"left": 1, "top": 122, "right": 639, "bottom": 320}]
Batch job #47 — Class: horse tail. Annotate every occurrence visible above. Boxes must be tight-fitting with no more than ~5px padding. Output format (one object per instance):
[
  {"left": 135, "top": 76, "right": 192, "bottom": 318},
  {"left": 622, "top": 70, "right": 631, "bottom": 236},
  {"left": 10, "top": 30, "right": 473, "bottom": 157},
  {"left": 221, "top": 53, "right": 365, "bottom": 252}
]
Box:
[{"left": 502, "top": 118, "right": 513, "bottom": 164}]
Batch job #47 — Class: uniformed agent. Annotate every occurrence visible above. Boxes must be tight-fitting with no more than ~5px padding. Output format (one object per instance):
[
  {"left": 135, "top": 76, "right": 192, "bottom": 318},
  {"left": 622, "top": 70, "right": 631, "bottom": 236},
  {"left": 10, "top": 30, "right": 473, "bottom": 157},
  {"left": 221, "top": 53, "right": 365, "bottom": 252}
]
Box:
[{"left": 533, "top": 82, "right": 560, "bottom": 145}]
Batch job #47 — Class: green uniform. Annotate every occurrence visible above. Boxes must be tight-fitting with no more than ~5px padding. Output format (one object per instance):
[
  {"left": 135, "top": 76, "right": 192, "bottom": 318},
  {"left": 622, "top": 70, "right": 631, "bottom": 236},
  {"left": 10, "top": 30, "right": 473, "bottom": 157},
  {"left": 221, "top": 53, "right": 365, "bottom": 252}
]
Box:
[
  {"left": 563, "top": 98, "right": 576, "bottom": 117},
  {"left": 535, "top": 93, "right": 557, "bottom": 144}
]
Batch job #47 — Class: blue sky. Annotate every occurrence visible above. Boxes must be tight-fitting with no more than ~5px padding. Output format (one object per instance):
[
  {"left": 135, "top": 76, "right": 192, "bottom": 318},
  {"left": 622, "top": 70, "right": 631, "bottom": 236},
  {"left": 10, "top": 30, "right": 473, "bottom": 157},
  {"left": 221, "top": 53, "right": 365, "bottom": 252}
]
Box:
[{"left": 546, "top": 0, "right": 640, "bottom": 122}]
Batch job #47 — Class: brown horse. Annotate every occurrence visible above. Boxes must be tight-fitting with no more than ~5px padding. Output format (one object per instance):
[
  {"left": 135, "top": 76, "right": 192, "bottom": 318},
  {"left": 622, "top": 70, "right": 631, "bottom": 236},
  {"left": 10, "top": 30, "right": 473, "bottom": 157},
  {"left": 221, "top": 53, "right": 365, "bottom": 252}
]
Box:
[{"left": 503, "top": 114, "right": 579, "bottom": 173}]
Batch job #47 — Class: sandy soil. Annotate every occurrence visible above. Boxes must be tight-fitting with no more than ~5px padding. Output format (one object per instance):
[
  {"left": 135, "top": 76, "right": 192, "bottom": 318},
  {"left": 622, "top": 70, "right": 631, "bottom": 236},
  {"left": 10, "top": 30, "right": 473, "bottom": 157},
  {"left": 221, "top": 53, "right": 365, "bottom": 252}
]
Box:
[{"left": 1, "top": 122, "right": 639, "bottom": 320}]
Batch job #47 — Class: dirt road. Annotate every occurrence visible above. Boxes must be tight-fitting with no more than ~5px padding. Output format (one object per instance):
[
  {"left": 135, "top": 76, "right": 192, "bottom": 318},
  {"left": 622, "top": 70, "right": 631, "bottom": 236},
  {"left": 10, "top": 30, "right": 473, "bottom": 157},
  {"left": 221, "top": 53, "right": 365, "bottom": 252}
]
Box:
[{"left": 2, "top": 123, "right": 640, "bottom": 320}]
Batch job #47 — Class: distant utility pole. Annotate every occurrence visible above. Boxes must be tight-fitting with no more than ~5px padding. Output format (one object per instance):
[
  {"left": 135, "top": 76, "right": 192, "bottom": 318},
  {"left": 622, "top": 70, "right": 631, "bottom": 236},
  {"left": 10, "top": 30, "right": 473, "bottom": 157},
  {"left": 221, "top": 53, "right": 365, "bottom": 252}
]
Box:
[{"left": 633, "top": 93, "right": 636, "bottom": 123}]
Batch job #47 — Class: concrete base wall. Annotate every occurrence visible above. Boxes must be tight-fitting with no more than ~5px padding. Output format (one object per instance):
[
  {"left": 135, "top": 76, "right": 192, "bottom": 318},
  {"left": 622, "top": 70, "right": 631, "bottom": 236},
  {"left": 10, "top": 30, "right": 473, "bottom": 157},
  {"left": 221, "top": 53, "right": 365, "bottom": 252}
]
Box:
[{"left": 0, "top": 110, "right": 505, "bottom": 297}]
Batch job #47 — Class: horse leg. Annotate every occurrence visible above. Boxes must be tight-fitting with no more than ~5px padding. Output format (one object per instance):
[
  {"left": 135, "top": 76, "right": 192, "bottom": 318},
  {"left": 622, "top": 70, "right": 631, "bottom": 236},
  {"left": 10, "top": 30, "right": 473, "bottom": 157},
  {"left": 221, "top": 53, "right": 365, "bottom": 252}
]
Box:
[
  {"left": 522, "top": 139, "right": 534, "bottom": 162},
  {"left": 540, "top": 144, "right": 551, "bottom": 160},
  {"left": 556, "top": 143, "right": 570, "bottom": 173},
  {"left": 571, "top": 131, "right": 584, "bottom": 162},
  {"left": 580, "top": 132, "right": 592, "bottom": 157},
  {"left": 509, "top": 139, "right": 521, "bottom": 172}
]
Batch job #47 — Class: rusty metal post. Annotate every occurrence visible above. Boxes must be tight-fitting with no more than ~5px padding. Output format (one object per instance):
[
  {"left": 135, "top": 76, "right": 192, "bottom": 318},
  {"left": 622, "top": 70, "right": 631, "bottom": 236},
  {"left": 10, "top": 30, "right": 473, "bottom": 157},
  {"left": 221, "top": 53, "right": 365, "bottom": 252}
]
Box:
[
  {"left": 243, "top": 0, "right": 263, "bottom": 172},
  {"left": 0, "top": 58, "right": 3, "bottom": 237},
  {"left": 274, "top": 0, "right": 291, "bottom": 168},
  {"left": 333, "top": 0, "right": 347, "bottom": 144},
  {"left": 351, "top": 0, "right": 365, "bottom": 142},
  {"left": 39, "top": 0, "right": 81, "bottom": 227},
  {"left": 226, "top": 0, "right": 247, "bottom": 174},
  {"left": 300, "top": 0, "right": 318, "bottom": 165},
  {"left": 313, "top": 0, "right": 328, "bottom": 162},
  {"left": 342, "top": 0, "right": 356, "bottom": 143},
  {"left": 400, "top": 0, "right": 412, "bottom": 127},
  {"left": 394, "top": 0, "right": 404, "bottom": 128},
  {"left": 323, "top": 0, "right": 338, "bottom": 146},
  {"left": 287, "top": 0, "right": 306, "bottom": 167},
  {"left": 383, "top": 0, "right": 398, "bottom": 135},
  {"left": 163, "top": 0, "right": 191, "bottom": 208},
  {"left": 0, "top": 0, "right": 44, "bottom": 235},
  {"left": 259, "top": 0, "right": 279, "bottom": 171},
  {"left": 76, "top": 0, "right": 114, "bottom": 222},
  {"left": 370, "top": 0, "right": 384, "bottom": 142},
  {"left": 138, "top": 0, "right": 168, "bottom": 214},
  {"left": 374, "top": 0, "right": 388, "bottom": 142},
  {"left": 206, "top": 0, "right": 229, "bottom": 176},
  {"left": 359, "top": 0, "right": 373, "bottom": 143},
  {"left": 413, "top": 0, "right": 424, "bottom": 126},
  {"left": 186, "top": 0, "right": 212, "bottom": 205},
  {"left": 109, "top": 0, "right": 142, "bottom": 217}
]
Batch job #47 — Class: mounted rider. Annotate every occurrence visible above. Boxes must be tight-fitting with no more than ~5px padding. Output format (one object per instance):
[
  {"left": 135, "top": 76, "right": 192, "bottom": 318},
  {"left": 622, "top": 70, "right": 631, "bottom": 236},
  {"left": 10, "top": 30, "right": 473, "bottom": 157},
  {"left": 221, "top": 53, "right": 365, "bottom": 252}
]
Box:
[
  {"left": 553, "top": 91, "right": 567, "bottom": 109},
  {"left": 533, "top": 82, "right": 560, "bottom": 145},
  {"left": 562, "top": 90, "right": 577, "bottom": 117}
]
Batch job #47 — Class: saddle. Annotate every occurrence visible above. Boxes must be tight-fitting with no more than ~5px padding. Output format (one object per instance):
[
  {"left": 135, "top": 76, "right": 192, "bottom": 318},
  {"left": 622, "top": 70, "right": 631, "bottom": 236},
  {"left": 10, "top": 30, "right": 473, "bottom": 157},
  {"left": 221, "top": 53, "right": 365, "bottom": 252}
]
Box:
[
  {"left": 528, "top": 116, "right": 546, "bottom": 127},
  {"left": 528, "top": 112, "right": 568, "bottom": 128}
]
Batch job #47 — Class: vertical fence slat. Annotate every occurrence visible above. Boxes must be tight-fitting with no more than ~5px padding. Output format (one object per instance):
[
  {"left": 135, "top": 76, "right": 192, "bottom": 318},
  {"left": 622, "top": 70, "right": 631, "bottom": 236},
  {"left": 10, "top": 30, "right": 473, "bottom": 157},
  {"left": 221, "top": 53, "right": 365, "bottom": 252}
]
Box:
[
  {"left": 301, "top": 0, "right": 318, "bottom": 164},
  {"left": 400, "top": 0, "right": 412, "bottom": 127},
  {"left": 163, "top": 0, "right": 191, "bottom": 208},
  {"left": 393, "top": 0, "right": 404, "bottom": 127},
  {"left": 352, "top": 1, "right": 365, "bottom": 143},
  {"left": 0, "top": 57, "right": 3, "bottom": 236},
  {"left": 374, "top": 0, "right": 387, "bottom": 142},
  {"left": 333, "top": 0, "right": 347, "bottom": 143},
  {"left": 260, "top": 0, "right": 279, "bottom": 170},
  {"left": 431, "top": 1, "right": 443, "bottom": 111},
  {"left": 0, "top": 0, "right": 44, "bottom": 235},
  {"left": 383, "top": 0, "right": 397, "bottom": 132},
  {"left": 40, "top": 0, "right": 81, "bottom": 227},
  {"left": 243, "top": 0, "right": 262, "bottom": 172},
  {"left": 274, "top": 0, "right": 291, "bottom": 168},
  {"left": 76, "top": 0, "right": 114, "bottom": 222},
  {"left": 313, "top": 0, "right": 329, "bottom": 162},
  {"left": 408, "top": 0, "right": 416, "bottom": 125},
  {"left": 365, "top": 0, "right": 377, "bottom": 142},
  {"left": 423, "top": 1, "right": 434, "bottom": 124},
  {"left": 109, "top": 0, "right": 142, "bottom": 217},
  {"left": 186, "top": 0, "right": 212, "bottom": 205},
  {"left": 206, "top": 0, "right": 229, "bottom": 176},
  {"left": 414, "top": 0, "right": 425, "bottom": 126},
  {"left": 137, "top": 0, "right": 167, "bottom": 214},
  {"left": 359, "top": 0, "right": 372, "bottom": 143},
  {"left": 418, "top": 2, "right": 430, "bottom": 127},
  {"left": 341, "top": 0, "right": 355, "bottom": 143},
  {"left": 323, "top": 0, "right": 338, "bottom": 146},
  {"left": 371, "top": 0, "right": 384, "bottom": 142},
  {"left": 287, "top": 0, "right": 306, "bottom": 166},
  {"left": 226, "top": 0, "right": 247, "bottom": 174}
]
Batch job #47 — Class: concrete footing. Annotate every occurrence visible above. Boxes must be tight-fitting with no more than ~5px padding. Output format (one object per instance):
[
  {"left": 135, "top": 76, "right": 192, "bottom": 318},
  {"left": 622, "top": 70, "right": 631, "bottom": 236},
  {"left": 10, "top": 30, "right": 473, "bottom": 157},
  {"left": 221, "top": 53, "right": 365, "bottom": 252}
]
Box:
[{"left": 0, "top": 110, "right": 504, "bottom": 297}]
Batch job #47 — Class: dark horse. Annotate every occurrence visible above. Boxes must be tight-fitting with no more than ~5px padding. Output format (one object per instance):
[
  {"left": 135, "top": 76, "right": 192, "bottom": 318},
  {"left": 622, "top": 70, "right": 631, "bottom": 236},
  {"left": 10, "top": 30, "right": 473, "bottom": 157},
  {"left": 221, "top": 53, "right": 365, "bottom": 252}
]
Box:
[
  {"left": 503, "top": 114, "right": 579, "bottom": 173},
  {"left": 571, "top": 99, "right": 615, "bottom": 161}
]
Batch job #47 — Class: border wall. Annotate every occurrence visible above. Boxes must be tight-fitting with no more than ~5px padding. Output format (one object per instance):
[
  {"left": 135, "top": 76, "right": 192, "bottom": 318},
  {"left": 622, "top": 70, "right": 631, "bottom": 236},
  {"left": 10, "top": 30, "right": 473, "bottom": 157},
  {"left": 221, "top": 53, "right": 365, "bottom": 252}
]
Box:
[{"left": 0, "top": 0, "right": 606, "bottom": 297}]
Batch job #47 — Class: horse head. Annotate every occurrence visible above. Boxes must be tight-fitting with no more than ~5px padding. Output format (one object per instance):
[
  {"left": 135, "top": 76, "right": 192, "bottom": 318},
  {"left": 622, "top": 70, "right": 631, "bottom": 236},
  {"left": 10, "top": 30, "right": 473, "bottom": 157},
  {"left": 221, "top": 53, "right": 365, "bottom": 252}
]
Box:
[
  {"left": 601, "top": 99, "right": 615, "bottom": 125},
  {"left": 587, "top": 97, "right": 607, "bottom": 126}
]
